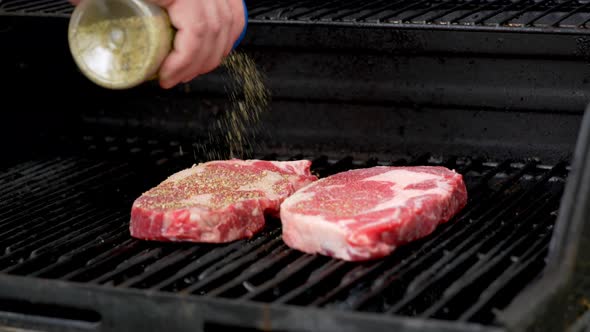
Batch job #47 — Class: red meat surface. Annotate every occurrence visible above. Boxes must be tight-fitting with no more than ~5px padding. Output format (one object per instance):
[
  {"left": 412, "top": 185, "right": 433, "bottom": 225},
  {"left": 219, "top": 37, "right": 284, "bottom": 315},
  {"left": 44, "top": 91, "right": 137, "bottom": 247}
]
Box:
[
  {"left": 130, "top": 159, "right": 317, "bottom": 243},
  {"left": 280, "top": 166, "right": 467, "bottom": 261}
]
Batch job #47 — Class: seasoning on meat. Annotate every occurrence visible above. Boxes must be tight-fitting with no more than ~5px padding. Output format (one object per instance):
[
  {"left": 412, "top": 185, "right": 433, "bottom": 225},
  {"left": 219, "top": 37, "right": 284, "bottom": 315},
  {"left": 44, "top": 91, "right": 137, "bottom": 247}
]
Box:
[
  {"left": 130, "top": 159, "right": 317, "bottom": 243},
  {"left": 279, "top": 166, "right": 468, "bottom": 261}
]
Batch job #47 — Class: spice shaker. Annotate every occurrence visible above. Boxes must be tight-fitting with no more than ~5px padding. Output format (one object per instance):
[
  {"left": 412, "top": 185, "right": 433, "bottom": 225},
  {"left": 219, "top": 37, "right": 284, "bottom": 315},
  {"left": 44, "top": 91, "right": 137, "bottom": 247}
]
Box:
[
  {"left": 68, "top": 0, "right": 174, "bottom": 89},
  {"left": 68, "top": 0, "right": 249, "bottom": 90}
]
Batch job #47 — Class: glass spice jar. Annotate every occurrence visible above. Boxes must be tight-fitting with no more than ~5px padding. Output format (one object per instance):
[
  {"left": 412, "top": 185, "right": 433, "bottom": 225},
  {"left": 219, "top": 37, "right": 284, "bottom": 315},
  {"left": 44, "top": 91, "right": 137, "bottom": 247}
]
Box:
[{"left": 68, "top": 0, "right": 174, "bottom": 90}]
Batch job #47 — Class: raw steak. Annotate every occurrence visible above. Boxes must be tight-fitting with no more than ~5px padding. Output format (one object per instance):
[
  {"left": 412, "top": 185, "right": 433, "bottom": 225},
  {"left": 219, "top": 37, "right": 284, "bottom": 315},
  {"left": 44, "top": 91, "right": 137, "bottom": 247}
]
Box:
[
  {"left": 280, "top": 166, "right": 467, "bottom": 261},
  {"left": 130, "top": 159, "right": 317, "bottom": 243}
]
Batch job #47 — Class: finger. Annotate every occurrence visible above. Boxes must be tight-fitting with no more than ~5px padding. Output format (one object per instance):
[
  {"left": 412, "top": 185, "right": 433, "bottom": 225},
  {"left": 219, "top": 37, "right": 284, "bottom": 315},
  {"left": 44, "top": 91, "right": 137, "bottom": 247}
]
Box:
[
  {"left": 158, "top": 2, "right": 205, "bottom": 88},
  {"left": 181, "top": 0, "right": 229, "bottom": 83},
  {"left": 159, "top": 28, "right": 202, "bottom": 89},
  {"left": 69, "top": 0, "right": 81, "bottom": 5},
  {"left": 227, "top": 0, "right": 246, "bottom": 51},
  {"left": 198, "top": 0, "right": 232, "bottom": 75},
  {"left": 220, "top": 0, "right": 235, "bottom": 57}
]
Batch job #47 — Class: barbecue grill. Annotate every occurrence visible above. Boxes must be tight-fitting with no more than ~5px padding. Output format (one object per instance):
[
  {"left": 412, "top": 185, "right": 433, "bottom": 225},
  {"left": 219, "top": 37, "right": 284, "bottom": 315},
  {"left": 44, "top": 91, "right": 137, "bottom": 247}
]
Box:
[{"left": 1, "top": 0, "right": 590, "bottom": 331}]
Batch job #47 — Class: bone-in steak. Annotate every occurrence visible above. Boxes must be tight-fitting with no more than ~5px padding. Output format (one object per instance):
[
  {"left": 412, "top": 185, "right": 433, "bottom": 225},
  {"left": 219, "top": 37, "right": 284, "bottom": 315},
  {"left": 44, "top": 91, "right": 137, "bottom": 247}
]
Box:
[
  {"left": 280, "top": 166, "right": 467, "bottom": 261},
  {"left": 130, "top": 159, "right": 317, "bottom": 243}
]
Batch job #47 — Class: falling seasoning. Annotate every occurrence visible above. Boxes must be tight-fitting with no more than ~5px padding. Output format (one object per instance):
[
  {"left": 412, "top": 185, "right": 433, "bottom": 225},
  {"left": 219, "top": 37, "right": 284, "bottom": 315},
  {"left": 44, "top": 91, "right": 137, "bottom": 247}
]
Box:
[
  {"left": 70, "top": 12, "right": 270, "bottom": 158},
  {"left": 199, "top": 51, "right": 270, "bottom": 160}
]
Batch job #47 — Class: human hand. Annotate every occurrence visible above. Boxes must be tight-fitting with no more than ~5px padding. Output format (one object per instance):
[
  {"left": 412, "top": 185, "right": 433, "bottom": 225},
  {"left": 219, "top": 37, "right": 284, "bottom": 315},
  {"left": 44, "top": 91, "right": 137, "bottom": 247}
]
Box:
[
  {"left": 149, "top": 0, "right": 246, "bottom": 89},
  {"left": 69, "top": 0, "right": 247, "bottom": 89}
]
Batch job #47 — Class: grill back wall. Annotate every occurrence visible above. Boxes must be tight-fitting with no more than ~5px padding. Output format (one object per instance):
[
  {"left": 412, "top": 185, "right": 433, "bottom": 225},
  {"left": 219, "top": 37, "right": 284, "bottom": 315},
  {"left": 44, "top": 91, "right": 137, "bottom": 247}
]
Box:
[
  {"left": 2, "top": 1, "right": 590, "bottom": 162},
  {"left": 1, "top": 1, "right": 590, "bottom": 332}
]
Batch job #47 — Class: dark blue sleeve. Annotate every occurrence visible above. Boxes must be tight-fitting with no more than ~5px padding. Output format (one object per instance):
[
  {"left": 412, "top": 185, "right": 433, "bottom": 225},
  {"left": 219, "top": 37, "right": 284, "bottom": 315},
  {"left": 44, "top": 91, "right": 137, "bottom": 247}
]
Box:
[{"left": 232, "top": 0, "right": 248, "bottom": 50}]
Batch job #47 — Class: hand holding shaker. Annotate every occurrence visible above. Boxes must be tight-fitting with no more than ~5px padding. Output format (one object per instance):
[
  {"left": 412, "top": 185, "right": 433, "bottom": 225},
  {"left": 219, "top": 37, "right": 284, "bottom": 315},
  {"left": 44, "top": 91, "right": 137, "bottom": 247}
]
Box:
[{"left": 68, "top": 0, "right": 248, "bottom": 90}]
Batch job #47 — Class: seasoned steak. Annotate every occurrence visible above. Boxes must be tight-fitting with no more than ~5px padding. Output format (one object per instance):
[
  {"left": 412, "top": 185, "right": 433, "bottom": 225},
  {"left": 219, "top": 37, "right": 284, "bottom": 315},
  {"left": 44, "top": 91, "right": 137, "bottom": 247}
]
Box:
[{"left": 130, "top": 159, "right": 317, "bottom": 243}]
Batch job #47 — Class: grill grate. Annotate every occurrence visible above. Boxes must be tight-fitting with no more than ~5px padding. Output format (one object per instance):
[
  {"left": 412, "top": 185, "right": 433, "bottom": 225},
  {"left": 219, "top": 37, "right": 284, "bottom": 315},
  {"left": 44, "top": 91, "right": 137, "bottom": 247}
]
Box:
[
  {"left": 246, "top": 0, "right": 590, "bottom": 29},
  {"left": 0, "top": 135, "right": 569, "bottom": 326},
  {"left": 0, "top": 0, "right": 73, "bottom": 15},
  {"left": 3, "top": 0, "right": 590, "bottom": 30}
]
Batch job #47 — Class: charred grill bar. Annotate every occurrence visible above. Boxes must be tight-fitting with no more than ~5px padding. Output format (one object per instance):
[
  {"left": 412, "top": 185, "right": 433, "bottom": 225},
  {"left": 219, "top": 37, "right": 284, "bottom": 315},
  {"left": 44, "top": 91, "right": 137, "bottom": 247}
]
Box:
[{"left": 1, "top": 0, "right": 590, "bottom": 331}]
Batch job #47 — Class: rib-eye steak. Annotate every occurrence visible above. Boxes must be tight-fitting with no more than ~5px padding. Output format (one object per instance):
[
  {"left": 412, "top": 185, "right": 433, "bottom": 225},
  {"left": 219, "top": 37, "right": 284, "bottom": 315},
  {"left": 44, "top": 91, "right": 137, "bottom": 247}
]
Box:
[
  {"left": 280, "top": 166, "right": 468, "bottom": 261},
  {"left": 130, "top": 159, "right": 317, "bottom": 243}
]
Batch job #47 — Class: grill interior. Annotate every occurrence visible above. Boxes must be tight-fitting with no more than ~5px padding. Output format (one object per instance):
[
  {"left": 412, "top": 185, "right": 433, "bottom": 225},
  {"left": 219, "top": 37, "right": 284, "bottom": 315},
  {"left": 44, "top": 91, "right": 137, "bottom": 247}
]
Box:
[
  {"left": 251, "top": 0, "right": 590, "bottom": 27},
  {"left": 1, "top": 0, "right": 588, "bottom": 330},
  {"left": 247, "top": 0, "right": 590, "bottom": 29},
  {"left": 4, "top": 0, "right": 590, "bottom": 30},
  {"left": 0, "top": 134, "right": 567, "bottom": 326}
]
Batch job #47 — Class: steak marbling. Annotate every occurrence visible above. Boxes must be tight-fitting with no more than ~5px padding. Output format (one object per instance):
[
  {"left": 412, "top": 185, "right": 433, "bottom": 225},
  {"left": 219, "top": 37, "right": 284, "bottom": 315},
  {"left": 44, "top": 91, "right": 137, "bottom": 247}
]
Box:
[
  {"left": 130, "top": 159, "right": 317, "bottom": 243},
  {"left": 280, "top": 166, "right": 467, "bottom": 261}
]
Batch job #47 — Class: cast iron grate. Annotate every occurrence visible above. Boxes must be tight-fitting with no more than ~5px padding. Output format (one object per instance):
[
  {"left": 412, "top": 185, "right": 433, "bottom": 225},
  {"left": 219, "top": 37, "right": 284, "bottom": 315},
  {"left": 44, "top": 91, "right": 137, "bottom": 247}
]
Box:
[
  {"left": 0, "top": 135, "right": 569, "bottom": 326},
  {"left": 246, "top": 0, "right": 590, "bottom": 29},
  {"left": 0, "top": 0, "right": 73, "bottom": 15},
  {"left": 3, "top": 0, "right": 590, "bottom": 30}
]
